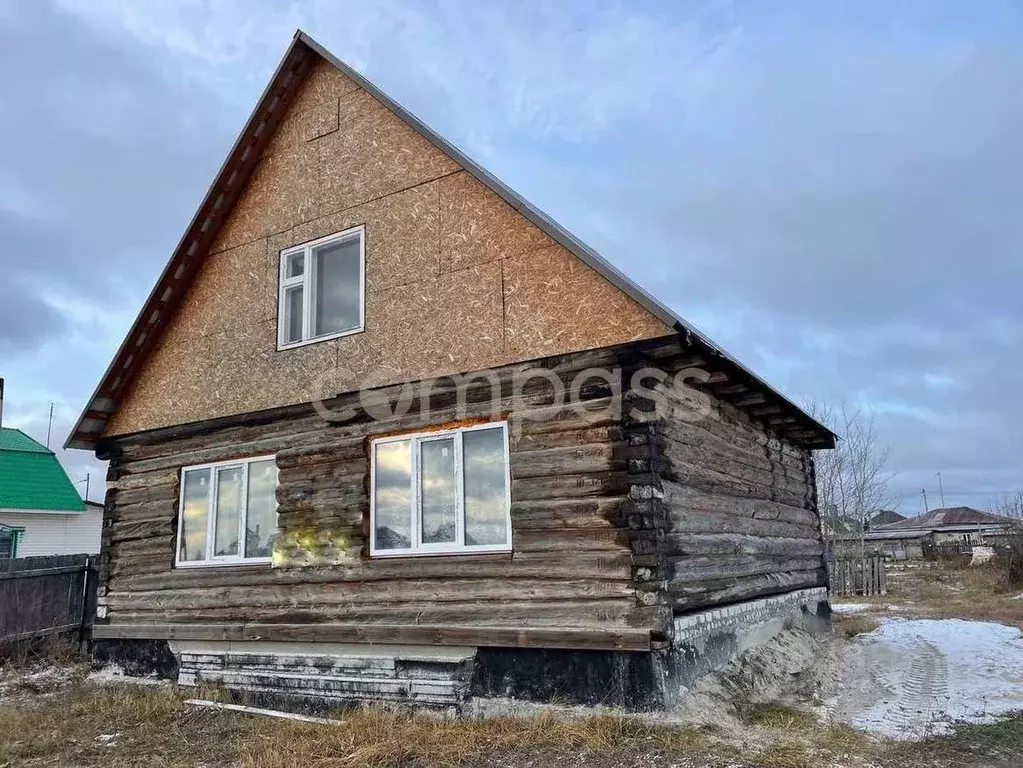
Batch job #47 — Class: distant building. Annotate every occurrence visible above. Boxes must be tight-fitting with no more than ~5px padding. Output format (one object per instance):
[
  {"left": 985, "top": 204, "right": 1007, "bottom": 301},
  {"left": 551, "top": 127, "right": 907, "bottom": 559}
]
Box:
[
  {"left": 865, "top": 510, "right": 906, "bottom": 529},
  {"left": 835, "top": 507, "right": 1015, "bottom": 560},
  {"left": 0, "top": 428, "right": 101, "bottom": 557}
]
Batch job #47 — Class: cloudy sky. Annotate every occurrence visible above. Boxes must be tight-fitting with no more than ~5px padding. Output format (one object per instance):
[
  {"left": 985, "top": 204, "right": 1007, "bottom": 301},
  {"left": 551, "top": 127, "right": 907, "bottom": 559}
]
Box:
[{"left": 1, "top": 0, "right": 1020, "bottom": 513}]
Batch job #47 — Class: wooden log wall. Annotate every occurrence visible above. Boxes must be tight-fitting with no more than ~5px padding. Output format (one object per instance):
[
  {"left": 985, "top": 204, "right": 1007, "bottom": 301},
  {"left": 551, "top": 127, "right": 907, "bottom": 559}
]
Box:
[
  {"left": 97, "top": 341, "right": 682, "bottom": 639},
  {"left": 625, "top": 359, "right": 828, "bottom": 618}
]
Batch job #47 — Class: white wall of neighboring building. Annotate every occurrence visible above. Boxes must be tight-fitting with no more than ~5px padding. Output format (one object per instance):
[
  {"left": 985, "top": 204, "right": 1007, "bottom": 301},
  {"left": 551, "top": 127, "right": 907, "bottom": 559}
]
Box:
[{"left": 0, "top": 506, "right": 102, "bottom": 556}]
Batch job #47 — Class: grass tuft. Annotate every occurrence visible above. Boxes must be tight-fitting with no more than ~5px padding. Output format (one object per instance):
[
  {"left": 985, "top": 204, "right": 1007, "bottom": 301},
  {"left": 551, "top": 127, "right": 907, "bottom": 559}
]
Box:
[{"left": 834, "top": 613, "right": 881, "bottom": 638}]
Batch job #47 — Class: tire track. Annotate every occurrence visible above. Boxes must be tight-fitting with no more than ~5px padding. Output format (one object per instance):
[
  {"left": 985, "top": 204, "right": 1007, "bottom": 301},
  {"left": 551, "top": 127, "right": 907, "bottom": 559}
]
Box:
[{"left": 884, "top": 634, "right": 950, "bottom": 737}]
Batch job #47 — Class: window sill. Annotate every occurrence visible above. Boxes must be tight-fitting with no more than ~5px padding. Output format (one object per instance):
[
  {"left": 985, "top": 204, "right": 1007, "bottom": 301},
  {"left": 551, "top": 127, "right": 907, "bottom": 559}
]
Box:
[
  {"left": 175, "top": 558, "right": 272, "bottom": 569},
  {"left": 277, "top": 326, "right": 364, "bottom": 351},
  {"left": 368, "top": 548, "right": 513, "bottom": 560}
]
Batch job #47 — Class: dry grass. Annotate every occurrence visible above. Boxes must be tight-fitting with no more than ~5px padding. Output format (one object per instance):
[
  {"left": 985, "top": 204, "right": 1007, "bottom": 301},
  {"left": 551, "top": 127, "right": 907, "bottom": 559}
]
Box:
[
  {"left": 833, "top": 613, "right": 881, "bottom": 638},
  {"left": 884, "top": 559, "right": 1023, "bottom": 629},
  {"left": 0, "top": 634, "right": 86, "bottom": 669},
  {"left": 1, "top": 679, "right": 1022, "bottom": 767},
  {"left": 0, "top": 682, "right": 734, "bottom": 768}
]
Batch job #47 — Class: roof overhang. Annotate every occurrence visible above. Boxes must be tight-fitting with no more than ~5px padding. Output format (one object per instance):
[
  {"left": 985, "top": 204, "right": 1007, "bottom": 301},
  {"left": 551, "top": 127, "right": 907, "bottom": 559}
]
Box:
[{"left": 66, "top": 30, "right": 836, "bottom": 452}]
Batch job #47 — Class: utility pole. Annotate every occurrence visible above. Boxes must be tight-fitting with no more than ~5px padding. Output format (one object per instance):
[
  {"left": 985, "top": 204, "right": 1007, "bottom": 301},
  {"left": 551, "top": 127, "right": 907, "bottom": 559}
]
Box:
[
  {"left": 936, "top": 472, "right": 946, "bottom": 508},
  {"left": 75, "top": 473, "right": 91, "bottom": 503},
  {"left": 45, "top": 402, "right": 55, "bottom": 449},
  {"left": 921, "top": 488, "right": 929, "bottom": 514}
]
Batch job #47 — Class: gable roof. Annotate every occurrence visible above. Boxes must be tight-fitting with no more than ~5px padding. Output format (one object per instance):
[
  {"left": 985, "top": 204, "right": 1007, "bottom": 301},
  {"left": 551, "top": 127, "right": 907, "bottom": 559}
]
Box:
[
  {"left": 866, "top": 510, "right": 907, "bottom": 528},
  {"left": 66, "top": 30, "right": 835, "bottom": 452},
  {"left": 0, "top": 428, "right": 85, "bottom": 512},
  {"left": 872, "top": 506, "right": 1014, "bottom": 533}
]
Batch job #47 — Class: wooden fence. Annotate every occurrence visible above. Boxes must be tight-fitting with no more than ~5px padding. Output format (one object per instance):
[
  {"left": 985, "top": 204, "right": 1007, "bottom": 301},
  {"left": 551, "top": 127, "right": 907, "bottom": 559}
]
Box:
[
  {"left": 828, "top": 555, "right": 887, "bottom": 596},
  {"left": 0, "top": 554, "right": 97, "bottom": 647}
]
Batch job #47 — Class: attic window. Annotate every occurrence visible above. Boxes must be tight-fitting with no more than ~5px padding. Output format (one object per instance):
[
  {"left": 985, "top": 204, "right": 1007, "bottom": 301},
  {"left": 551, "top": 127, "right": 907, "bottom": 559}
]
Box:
[{"left": 278, "top": 225, "right": 365, "bottom": 349}]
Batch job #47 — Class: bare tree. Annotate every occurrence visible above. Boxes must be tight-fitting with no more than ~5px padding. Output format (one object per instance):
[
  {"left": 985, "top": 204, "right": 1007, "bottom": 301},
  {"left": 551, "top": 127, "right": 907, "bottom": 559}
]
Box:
[
  {"left": 992, "top": 491, "right": 1023, "bottom": 584},
  {"left": 804, "top": 400, "right": 897, "bottom": 554}
]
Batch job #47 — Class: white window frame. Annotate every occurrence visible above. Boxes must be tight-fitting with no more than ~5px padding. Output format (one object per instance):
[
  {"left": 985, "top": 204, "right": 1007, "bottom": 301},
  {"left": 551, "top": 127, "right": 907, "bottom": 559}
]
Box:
[
  {"left": 175, "top": 455, "right": 278, "bottom": 568},
  {"left": 370, "top": 422, "right": 513, "bottom": 558},
  {"left": 277, "top": 224, "right": 366, "bottom": 350}
]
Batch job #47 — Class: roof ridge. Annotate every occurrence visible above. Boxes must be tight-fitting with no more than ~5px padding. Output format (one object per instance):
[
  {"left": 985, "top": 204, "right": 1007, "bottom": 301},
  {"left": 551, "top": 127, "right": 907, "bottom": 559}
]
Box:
[{"left": 0, "top": 427, "right": 51, "bottom": 454}]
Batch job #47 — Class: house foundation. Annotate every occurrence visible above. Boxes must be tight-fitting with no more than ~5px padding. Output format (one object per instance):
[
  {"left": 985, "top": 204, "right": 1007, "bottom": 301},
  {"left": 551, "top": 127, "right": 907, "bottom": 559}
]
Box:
[{"left": 92, "top": 588, "right": 830, "bottom": 713}]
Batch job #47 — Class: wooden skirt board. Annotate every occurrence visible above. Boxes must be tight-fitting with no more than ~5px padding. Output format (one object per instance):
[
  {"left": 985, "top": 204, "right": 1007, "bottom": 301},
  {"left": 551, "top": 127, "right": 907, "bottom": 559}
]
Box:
[{"left": 91, "top": 622, "right": 653, "bottom": 652}]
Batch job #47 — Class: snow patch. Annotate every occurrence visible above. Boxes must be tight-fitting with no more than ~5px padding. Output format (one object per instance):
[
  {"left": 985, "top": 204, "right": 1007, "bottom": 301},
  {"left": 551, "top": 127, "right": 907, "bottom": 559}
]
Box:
[
  {"left": 825, "top": 618, "right": 1023, "bottom": 739},
  {"left": 86, "top": 664, "right": 168, "bottom": 687}
]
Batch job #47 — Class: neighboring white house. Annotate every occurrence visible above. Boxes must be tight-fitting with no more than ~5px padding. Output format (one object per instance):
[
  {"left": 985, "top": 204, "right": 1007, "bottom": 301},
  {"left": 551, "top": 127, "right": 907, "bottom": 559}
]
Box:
[{"left": 0, "top": 427, "right": 101, "bottom": 557}]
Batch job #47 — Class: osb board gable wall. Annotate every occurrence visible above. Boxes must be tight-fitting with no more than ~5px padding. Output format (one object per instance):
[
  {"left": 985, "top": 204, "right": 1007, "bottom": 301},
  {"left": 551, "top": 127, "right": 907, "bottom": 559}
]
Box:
[{"left": 106, "top": 58, "right": 670, "bottom": 436}]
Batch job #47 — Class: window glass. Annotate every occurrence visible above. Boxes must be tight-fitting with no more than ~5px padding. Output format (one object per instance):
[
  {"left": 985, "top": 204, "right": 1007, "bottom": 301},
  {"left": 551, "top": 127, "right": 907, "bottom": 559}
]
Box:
[
  {"left": 313, "top": 237, "right": 361, "bottom": 336},
  {"left": 214, "top": 466, "right": 243, "bottom": 557},
  {"left": 284, "top": 285, "right": 304, "bottom": 343},
  {"left": 370, "top": 424, "right": 510, "bottom": 556},
  {"left": 420, "top": 438, "right": 457, "bottom": 544},
  {"left": 285, "top": 252, "right": 304, "bottom": 278},
  {"left": 463, "top": 427, "right": 509, "bottom": 546},
  {"left": 245, "top": 459, "right": 277, "bottom": 558},
  {"left": 374, "top": 440, "right": 412, "bottom": 550},
  {"left": 178, "top": 458, "right": 277, "bottom": 566},
  {"left": 180, "top": 468, "right": 210, "bottom": 562}
]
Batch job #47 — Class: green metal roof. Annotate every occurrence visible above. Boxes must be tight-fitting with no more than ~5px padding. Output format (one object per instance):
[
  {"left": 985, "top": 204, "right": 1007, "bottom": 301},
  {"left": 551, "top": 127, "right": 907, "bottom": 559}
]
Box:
[{"left": 0, "top": 428, "right": 85, "bottom": 512}]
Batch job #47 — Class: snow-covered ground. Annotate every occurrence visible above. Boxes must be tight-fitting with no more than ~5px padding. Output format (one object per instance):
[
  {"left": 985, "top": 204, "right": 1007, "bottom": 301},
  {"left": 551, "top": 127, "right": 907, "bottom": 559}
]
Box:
[{"left": 825, "top": 617, "right": 1023, "bottom": 739}]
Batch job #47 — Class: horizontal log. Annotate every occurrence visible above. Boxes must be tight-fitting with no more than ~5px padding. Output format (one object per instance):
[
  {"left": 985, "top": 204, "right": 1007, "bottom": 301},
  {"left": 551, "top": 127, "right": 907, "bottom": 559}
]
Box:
[
  {"left": 276, "top": 504, "right": 366, "bottom": 530},
  {"left": 663, "top": 483, "right": 820, "bottom": 528},
  {"left": 275, "top": 436, "right": 367, "bottom": 468},
  {"left": 105, "top": 598, "right": 642, "bottom": 628},
  {"left": 667, "top": 555, "right": 823, "bottom": 583},
  {"left": 513, "top": 528, "right": 629, "bottom": 553},
  {"left": 103, "top": 577, "right": 635, "bottom": 612},
  {"left": 660, "top": 453, "right": 811, "bottom": 509},
  {"left": 658, "top": 435, "right": 810, "bottom": 488},
  {"left": 512, "top": 425, "right": 623, "bottom": 452},
  {"left": 660, "top": 413, "right": 806, "bottom": 473},
  {"left": 512, "top": 472, "right": 629, "bottom": 501},
  {"left": 662, "top": 534, "right": 824, "bottom": 558},
  {"left": 113, "top": 483, "right": 179, "bottom": 508},
  {"left": 92, "top": 621, "right": 653, "bottom": 651},
  {"left": 671, "top": 569, "right": 827, "bottom": 612},
  {"left": 514, "top": 398, "right": 619, "bottom": 435},
  {"left": 108, "top": 555, "right": 170, "bottom": 578},
  {"left": 275, "top": 484, "right": 364, "bottom": 507},
  {"left": 667, "top": 508, "right": 819, "bottom": 539},
  {"left": 111, "top": 499, "right": 177, "bottom": 524},
  {"left": 511, "top": 442, "right": 620, "bottom": 479},
  {"left": 510, "top": 497, "right": 623, "bottom": 529},
  {"left": 108, "top": 468, "right": 179, "bottom": 492},
  {"left": 656, "top": 382, "right": 807, "bottom": 461},
  {"left": 108, "top": 551, "right": 635, "bottom": 593},
  {"left": 111, "top": 535, "right": 175, "bottom": 558},
  {"left": 108, "top": 517, "right": 176, "bottom": 544}
]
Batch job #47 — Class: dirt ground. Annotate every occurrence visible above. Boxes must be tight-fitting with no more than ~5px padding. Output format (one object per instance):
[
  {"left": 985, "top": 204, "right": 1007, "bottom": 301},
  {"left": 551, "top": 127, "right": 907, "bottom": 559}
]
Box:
[{"left": 0, "top": 560, "right": 1021, "bottom": 767}]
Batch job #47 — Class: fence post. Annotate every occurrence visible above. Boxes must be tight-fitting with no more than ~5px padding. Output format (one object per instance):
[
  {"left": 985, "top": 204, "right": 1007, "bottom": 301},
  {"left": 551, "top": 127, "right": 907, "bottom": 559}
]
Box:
[{"left": 78, "top": 555, "right": 98, "bottom": 650}]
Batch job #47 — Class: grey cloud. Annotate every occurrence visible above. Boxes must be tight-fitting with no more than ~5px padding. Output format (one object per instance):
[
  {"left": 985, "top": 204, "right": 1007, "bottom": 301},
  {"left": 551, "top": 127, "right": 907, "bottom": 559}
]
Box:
[
  {"left": 3, "top": 1, "right": 1021, "bottom": 515},
  {"left": 0, "top": 274, "right": 66, "bottom": 354},
  {"left": 0, "top": 1, "right": 238, "bottom": 308}
]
